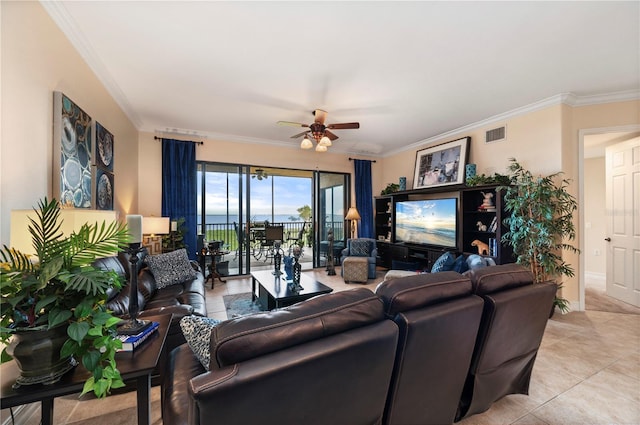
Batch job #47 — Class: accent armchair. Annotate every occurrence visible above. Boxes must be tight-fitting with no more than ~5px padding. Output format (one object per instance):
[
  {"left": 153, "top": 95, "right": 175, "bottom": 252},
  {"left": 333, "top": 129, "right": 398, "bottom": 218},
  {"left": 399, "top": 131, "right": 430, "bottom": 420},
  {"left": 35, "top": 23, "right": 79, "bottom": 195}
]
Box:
[{"left": 340, "top": 238, "right": 378, "bottom": 279}]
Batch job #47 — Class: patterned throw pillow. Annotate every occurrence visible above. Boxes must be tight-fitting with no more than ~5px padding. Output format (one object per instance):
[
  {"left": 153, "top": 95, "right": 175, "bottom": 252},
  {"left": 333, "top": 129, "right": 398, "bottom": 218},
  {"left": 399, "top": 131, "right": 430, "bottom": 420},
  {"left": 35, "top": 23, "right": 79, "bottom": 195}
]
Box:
[
  {"left": 145, "top": 248, "right": 197, "bottom": 289},
  {"left": 431, "top": 251, "right": 456, "bottom": 273},
  {"left": 350, "top": 239, "right": 371, "bottom": 257},
  {"left": 180, "top": 315, "right": 221, "bottom": 371}
]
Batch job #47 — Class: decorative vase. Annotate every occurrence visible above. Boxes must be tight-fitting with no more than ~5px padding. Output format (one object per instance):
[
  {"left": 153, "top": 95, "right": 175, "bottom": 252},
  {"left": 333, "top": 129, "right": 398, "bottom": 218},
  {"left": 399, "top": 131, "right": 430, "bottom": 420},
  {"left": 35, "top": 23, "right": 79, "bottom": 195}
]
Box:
[
  {"left": 465, "top": 164, "right": 477, "bottom": 182},
  {"left": 283, "top": 256, "right": 294, "bottom": 281},
  {"left": 6, "top": 324, "right": 76, "bottom": 388},
  {"left": 399, "top": 177, "right": 407, "bottom": 191}
]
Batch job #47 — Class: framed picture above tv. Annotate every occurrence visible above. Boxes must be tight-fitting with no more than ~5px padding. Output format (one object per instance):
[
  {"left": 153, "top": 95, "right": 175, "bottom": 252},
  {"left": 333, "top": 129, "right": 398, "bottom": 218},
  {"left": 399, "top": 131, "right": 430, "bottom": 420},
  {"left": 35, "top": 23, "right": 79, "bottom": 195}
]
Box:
[{"left": 413, "top": 137, "right": 470, "bottom": 189}]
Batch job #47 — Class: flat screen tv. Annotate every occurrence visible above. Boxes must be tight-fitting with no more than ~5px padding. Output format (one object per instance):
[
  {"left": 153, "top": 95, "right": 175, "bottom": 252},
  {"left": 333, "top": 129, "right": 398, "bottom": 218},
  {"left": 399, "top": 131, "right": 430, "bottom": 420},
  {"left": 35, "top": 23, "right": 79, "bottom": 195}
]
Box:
[{"left": 394, "top": 198, "right": 457, "bottom": 248}]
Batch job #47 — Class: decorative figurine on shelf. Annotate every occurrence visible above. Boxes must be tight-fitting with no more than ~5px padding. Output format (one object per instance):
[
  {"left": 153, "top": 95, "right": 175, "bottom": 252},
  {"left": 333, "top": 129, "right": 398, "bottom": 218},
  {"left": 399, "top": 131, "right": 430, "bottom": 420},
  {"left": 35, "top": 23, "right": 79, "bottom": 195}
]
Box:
[
  {"left": 289, "top": 245, "right": 303, "bottom": 291},
  {"left": 471, "top": 239, "right": 490, "bottom": 256},
  {"left": 326, "top": 228, "right": 336, "bottom": 276},
  {"left": 272, "top": 240, "right": 283, "bottom": 275},
  {"left": 478, "top": 191, "right": 496, "bottom": 212},
  {"left": 476, "top": 221, "right": 487, "bottom": 232}
]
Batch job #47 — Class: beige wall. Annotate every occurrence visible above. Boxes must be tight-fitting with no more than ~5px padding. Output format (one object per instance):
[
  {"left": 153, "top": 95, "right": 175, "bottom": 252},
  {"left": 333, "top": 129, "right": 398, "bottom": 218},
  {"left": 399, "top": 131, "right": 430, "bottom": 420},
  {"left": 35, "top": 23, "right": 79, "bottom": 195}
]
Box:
[
  {"left": 137, "top": 131, "right": 380, "bottom": 216},
  {"left": 379, "top": 105, "right": 564, "bottom": 195},
  {"left": 583, "top": 157, "right": 606, "bottom": 276},
  {"left": 0, "top": 2, "right": 139, "bottom": 245}
]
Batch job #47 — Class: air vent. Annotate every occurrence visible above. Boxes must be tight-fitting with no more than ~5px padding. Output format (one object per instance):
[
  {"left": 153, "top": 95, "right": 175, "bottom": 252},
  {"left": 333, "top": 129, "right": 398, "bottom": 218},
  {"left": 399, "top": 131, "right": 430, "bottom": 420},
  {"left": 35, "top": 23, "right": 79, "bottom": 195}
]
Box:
[{"left": 485, "top": 126, "right": 506, "bottom": 143}]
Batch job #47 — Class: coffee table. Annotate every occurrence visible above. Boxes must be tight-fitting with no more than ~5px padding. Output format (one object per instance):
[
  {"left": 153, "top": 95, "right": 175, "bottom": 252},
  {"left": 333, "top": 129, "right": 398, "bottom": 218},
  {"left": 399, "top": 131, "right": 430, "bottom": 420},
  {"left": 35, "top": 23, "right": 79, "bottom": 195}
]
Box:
[
  {"left": 251, "top": 270, "right": 333, "bottom": 310},
  {"left": 0, "top": 314, "right": 171, "bottom": 425}
]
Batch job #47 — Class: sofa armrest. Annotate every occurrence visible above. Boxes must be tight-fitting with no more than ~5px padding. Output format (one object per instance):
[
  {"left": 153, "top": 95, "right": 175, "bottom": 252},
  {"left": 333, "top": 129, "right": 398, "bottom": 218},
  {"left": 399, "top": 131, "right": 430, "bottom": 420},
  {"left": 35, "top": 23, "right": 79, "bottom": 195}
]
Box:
[{"left": 139, "top": 304, "right": 194, "bottom": 321}]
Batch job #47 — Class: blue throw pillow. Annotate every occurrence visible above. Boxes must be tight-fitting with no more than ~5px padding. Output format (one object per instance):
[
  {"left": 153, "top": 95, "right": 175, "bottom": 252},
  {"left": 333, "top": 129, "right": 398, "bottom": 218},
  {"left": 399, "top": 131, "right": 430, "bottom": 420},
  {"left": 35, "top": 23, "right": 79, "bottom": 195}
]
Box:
[
  {"left": 452, "top": 255, "right": 469, "bottom": 273},
  {"left": 431, "top": 252, "right": 456, "bottom": 273}
]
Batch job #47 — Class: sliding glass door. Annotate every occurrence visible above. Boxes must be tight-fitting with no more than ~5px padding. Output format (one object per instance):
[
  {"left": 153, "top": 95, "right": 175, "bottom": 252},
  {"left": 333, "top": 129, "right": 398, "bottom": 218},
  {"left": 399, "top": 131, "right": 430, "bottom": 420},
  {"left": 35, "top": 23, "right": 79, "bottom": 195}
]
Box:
[{"left": 198, "top": 163, "right": 334, "bottom": 276}]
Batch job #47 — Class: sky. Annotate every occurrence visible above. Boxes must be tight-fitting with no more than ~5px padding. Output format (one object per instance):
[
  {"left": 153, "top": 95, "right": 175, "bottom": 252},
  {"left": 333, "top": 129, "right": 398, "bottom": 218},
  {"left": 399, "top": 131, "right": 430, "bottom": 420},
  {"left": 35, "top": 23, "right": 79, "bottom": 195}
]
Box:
[{"left": 198, "top": 171, "right": 312, "bottom": 218}]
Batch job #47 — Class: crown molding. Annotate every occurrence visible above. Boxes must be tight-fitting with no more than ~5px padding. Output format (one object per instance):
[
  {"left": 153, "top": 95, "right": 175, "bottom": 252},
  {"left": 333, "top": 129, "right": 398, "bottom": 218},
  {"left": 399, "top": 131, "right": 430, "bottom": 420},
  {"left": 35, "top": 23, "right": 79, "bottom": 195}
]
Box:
[
  {"left": 41, "top": 1, "right": 143, "bottom": 128},
  {"left": 383, "top": 90, "right": 640, "bottom": 157}
]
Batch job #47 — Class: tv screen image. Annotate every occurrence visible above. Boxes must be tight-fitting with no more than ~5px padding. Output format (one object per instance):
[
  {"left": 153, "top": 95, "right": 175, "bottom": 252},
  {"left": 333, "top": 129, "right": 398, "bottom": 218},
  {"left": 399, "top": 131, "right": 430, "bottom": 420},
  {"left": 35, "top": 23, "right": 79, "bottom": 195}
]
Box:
[{"left": 395, "top": 198, "right": 457, "bottom": 248}]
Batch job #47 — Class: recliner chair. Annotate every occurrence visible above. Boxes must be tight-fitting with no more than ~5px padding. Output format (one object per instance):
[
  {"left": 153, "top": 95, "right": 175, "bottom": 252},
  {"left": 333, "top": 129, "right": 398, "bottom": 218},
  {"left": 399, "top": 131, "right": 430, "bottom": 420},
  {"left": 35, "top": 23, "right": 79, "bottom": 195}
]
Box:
[
  {"left": 376, "top": 271, "right": 484, "bottom": 425},
  {"left": 456, "top": 264, "right": 557, "bottom": 421},
  {"left": 163, "top": 288, "right": 399, "bottom": 425}
]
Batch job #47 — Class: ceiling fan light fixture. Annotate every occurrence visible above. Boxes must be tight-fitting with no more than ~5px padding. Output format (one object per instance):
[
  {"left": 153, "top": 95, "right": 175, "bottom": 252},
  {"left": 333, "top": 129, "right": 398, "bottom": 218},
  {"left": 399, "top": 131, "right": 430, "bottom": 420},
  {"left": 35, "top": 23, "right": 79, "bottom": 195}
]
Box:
[
  {"left": 315, "top": 144, "right": 328, "bottom": 152},
  {"left": 319, "top": 135, "right": 332, "bottom": 147},
  {"left": 300, "top": 136, "right": 313, "bottom": 149}
]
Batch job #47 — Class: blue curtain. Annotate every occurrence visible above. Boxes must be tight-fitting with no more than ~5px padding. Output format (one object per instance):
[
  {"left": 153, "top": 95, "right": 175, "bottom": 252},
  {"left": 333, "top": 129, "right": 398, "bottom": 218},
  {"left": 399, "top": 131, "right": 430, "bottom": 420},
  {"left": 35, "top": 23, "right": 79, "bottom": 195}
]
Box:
[
  {"left": 161, "top": 139, "right": 197, "bottom": 259},
  {"left": 354, "top": 159, "right": 374, "bottom": 238}
]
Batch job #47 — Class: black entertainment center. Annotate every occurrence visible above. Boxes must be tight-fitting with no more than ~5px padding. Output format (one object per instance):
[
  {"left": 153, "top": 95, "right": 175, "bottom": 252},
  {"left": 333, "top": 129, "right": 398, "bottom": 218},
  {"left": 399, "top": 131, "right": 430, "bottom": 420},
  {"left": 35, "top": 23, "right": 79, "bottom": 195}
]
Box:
[{"left": 374, "top": 184, "right": 513, "bottom": 270}]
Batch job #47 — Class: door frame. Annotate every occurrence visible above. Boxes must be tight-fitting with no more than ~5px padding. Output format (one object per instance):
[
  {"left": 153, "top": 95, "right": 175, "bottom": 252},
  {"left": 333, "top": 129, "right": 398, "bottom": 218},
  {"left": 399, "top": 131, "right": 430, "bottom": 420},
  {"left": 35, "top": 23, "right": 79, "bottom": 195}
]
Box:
[{"left": 578, "top": 124, "right": 640, "bottom": 311}]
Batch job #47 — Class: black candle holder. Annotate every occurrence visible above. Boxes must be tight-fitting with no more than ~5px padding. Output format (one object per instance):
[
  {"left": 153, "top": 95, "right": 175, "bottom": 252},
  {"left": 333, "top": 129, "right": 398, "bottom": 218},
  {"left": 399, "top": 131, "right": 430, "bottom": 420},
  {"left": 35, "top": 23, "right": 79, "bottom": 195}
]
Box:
[{"left": 118, "top": 244, "right": 152, "bottom": 335}]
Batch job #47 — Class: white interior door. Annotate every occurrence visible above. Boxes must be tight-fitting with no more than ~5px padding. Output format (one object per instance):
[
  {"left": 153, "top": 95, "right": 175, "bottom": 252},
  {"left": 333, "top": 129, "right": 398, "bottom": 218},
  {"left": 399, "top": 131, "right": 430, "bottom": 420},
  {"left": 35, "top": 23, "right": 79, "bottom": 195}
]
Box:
[{"left": 605, "top": 138, "right": 640, "bottom": 307}]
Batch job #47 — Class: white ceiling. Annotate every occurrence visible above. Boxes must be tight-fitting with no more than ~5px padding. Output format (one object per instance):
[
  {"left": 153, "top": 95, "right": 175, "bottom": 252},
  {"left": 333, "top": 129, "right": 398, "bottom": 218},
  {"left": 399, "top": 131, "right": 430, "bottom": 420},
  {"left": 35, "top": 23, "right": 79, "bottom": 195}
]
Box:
[{"left": 43, "top": 1, "right": 639, "bottom": 157}]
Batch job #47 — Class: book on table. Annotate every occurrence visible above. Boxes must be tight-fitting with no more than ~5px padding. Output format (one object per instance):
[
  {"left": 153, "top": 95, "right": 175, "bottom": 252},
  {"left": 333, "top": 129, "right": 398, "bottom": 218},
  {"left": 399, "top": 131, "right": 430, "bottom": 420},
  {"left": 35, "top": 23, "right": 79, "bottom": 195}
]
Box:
[{"left": 116, "top": 321, "right": 160, "bottom": 351}]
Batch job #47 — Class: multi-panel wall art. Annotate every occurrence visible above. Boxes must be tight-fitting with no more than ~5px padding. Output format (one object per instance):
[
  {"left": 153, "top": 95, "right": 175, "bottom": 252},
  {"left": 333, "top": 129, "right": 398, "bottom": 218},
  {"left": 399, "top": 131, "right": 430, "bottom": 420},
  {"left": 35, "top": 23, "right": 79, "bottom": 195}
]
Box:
[{"left": 53, "top": 92, "right": 115, "bottom": 210}]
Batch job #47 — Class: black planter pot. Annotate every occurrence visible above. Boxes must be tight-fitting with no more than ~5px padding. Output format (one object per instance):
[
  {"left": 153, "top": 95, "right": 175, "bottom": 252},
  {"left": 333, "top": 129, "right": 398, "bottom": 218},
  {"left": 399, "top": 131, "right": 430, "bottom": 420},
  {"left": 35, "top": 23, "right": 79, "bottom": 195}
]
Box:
[{"left": 6, "top": 324, "right": 76, "bottom": 388}]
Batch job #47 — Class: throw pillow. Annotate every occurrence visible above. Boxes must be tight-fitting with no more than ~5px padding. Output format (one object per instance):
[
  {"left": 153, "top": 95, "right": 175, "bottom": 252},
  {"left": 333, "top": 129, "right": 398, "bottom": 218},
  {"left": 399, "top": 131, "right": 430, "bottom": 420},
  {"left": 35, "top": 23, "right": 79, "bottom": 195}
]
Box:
[
  {"left": 349, "top": 239, "right": 371, "bottom": 257},
  {"left": 452, "top": 255, "right": 469, "bottom": 273},
  {"left": 431, "top": 251, "right": 456, "bottom": 273},
  {"left": 180, "top": 315, "right": 221, "bottom": 371},
  {"left": 145, "top": 248, "right": 197, "bottom": 289},
  {"left": 466, "top": 254, "right": 489, "bottom": 270}
]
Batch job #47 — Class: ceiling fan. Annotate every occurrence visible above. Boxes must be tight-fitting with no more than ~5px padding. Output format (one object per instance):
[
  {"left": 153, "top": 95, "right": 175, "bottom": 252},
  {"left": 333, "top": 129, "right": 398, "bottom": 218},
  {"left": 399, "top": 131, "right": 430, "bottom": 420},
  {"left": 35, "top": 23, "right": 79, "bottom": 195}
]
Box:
[{"left": 278, "top": 109, "right": 360, "bottom": 152}]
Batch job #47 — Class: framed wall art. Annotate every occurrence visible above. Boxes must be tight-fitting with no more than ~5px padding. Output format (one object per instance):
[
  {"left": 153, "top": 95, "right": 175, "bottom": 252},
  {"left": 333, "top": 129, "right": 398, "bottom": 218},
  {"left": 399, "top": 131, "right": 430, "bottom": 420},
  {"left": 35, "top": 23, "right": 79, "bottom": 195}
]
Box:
[
  {"left": 93, "top": 121, "right": 115, "bottom": 210},
  {"left": 95, "top": 122, "right": 114, "bottom": 172},
  {"left": 412, "top": 137, "right": 470, "bottom": 189},
  {"left": 94, "top": 167, "right": 114, "bottom": 211},
  {"left": 53, "top": 92, "right": 93, "bottom": 208}
]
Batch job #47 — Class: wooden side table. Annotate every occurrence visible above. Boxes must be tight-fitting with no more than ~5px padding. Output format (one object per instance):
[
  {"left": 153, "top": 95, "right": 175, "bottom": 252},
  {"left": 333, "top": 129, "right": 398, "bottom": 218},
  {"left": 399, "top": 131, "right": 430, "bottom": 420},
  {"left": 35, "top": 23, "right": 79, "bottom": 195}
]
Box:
[{"left": 0, "top": 314, "right": 172, "bottom": 425}]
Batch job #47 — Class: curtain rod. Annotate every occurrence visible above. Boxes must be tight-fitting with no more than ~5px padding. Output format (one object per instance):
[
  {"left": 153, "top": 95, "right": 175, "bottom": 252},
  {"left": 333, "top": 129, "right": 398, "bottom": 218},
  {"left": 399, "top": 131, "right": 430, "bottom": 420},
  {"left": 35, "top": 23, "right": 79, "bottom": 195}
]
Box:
[
  {"left": 348, "top": 157, "right": 377, "bottom": 163},
  {"left": 154, "top": 136, "right": 204, "bottom": 145}
]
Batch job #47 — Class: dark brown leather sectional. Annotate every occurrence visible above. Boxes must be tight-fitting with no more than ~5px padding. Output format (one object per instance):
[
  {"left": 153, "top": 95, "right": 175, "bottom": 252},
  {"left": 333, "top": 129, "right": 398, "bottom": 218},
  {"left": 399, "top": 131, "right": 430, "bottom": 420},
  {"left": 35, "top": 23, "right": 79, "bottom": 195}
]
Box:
[
  {"left": 162, "top": 263, "right": 556, "bottom": 425},
  {"left": 93, "top": 250, "right": 207, "bottom": 353}
]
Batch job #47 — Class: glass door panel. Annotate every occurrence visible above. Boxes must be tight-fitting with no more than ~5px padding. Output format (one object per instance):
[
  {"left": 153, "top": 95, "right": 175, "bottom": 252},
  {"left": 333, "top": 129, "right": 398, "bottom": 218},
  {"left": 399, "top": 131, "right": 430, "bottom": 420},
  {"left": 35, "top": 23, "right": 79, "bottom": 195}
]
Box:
[{"left": 316, "top": 172, "right": 349, "bottom": 268}]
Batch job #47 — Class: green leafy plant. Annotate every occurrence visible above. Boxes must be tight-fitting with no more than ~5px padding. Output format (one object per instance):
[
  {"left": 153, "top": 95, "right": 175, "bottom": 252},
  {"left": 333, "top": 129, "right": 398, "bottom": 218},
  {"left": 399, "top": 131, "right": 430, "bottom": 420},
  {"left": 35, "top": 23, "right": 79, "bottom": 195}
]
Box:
[
  {"left": 466, "top": 172, "right": 511, "bottom": 187},
  {"left": 381, "top": 183, "right": 400, "bottom": 195},
  {"left": 0, "top": 198, "right": 129, "bottom": 397},
  {"left": 163, "top": 217, "right": 187, "bottom": 252},
  {"left": 499, "top": 159, "right": 579, "bottom": 313}
]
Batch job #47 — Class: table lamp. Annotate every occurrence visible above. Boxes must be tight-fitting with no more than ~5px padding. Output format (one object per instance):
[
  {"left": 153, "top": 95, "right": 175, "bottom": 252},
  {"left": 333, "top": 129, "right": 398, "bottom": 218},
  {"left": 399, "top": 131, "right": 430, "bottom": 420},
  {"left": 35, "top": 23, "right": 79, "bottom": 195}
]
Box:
[{"left": 345, "top": 207, "right": 361, "bottom": 239}]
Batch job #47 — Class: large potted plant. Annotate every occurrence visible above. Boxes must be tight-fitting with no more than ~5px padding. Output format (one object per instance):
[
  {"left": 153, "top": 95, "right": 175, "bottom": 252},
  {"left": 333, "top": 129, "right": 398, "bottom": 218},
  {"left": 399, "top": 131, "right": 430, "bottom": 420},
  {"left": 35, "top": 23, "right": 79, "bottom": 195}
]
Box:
[
  {"left": 500, "top": 159, "right": 579, "bottom": 314},
  {"left": 0, "top": 198, "right": 129, "bottom": 397}
]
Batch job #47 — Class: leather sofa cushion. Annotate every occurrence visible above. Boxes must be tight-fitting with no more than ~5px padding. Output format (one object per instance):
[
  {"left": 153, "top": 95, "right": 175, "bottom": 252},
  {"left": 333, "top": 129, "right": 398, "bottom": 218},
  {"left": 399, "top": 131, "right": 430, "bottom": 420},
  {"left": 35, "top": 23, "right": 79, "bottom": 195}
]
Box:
[
  {"left": 210, "top": 287, "right": 385, "bottom": 369},
  {"left": 465, "top": 263, "right": 534, "bottom": 295},
  {"left": 105, "top": 282, "right": 146, "bottom": 317},
  {"left": 376, "top": 271, "right": 473, "bottom": 317}
]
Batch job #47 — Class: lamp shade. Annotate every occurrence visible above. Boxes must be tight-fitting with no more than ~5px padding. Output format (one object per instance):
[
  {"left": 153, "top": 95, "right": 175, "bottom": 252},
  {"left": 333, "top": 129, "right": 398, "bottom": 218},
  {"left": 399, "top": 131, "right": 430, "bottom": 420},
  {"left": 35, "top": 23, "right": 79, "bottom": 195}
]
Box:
[
  {"left": 142, "top": 216, "right": 170, "bottom": 236},
  {"left": 10, "top": 209, "right": 118, "bottom": 256},
  {"left": 345, "top": 207, "right": 361, "bottom": 221}
]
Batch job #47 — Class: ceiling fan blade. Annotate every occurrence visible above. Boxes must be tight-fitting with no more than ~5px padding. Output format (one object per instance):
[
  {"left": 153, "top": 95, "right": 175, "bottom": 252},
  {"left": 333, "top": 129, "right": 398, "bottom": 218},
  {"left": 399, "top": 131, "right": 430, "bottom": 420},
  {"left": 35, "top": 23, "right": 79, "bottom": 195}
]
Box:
[
  {"left": 278, "top": 121, "right": 309, "bottom": 127},
  {"left": 313, "top": 109, "right": 327, "bottom": 125},
  {"left": 290, "top": 131, "right": 309, "bottom": 139},
  {"left": 327, "top": 122, "right": 360, "bottom": 130},
  {"left": 324, "top": 130, "right": 339, "bottom": 141}
]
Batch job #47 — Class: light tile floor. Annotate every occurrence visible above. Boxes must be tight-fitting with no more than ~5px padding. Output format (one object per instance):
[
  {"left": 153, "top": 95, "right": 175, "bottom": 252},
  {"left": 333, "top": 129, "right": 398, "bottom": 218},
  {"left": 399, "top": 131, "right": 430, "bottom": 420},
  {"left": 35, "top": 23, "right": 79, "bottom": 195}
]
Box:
[{"left": 6, "top": 269, "right": 639, "bottom": 425}]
